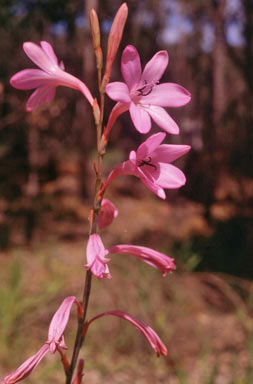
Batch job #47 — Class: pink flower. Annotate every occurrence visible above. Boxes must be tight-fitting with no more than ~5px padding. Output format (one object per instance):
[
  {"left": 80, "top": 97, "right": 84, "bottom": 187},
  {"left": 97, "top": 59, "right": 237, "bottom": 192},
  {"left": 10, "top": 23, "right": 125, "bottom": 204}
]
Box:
[
  {"left": 10, "top": 41, "right": 93, "bottom": 111},
  {"left": 97, "top": 199, "right": 118, "bottom": 229},
  {"left": 1, "top": 296, "right": 78, "bottom": 384},
  {"left": 103, "top": 132, "right": 190, "bottom": 199},
  {"left": 108, "top": 244, "right": 175, "bottom": 276},
  {"left": 88, "top": 310, "right": 167, "bottom": 357},
  {"left": 105, "top": 45, "right": 191, "bottom": 136},
  {"left": 47, "top": 296, "right": 78, "bottom": 353},
  {"left": 84, "top": 234, "right": 111, "bottom": 279}
]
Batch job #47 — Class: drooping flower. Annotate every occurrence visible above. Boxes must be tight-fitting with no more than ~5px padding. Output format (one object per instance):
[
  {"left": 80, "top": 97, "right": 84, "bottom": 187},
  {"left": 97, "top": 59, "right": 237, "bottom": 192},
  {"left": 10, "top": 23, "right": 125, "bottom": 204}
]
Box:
[
  {"left": 88, "top": 310, "right": 167, "bottom": 357},
  {"left": 1, "top": 296, "right": 78, "bottom": 384},
  {"left": 108, "top": 244, "right": 175, "bottom": 276},
  {"left": 84, "top": 234, "right": 111, "bottom": 279},
  {"left": 97, "top": 198, "right": 118, "bottom": 229},
  {"left": 104, "top": 45, "right": 191, "bottom": 138},
  {"left": 10, "top": 41, "right": 93, "bottom": 111},
  {"left": 103, "top": 132, "right": 190, "bottom": 199}
]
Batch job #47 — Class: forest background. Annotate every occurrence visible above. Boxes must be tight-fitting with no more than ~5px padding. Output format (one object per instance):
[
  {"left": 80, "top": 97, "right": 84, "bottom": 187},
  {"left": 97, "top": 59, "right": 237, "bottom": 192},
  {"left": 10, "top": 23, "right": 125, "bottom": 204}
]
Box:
[{"left": 0, "top": 0, "right": 252, "bottom": 383}]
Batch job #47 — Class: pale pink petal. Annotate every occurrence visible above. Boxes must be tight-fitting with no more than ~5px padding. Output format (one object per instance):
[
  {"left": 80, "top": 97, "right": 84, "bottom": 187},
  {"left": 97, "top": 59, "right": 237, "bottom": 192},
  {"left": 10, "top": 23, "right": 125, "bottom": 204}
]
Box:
[
  {"left": 141, "top": 83, "right": 191, "bottom": 107},
  {"left": 85, "top": 234, "right": 111, "bottom": 279},
  {"left": 10, "top": 69, "right": 51, "bottom": 90},
  {"left": 88, "top": 311, "right": 167, "bottom": 357},
  {"left": 152, "top": 144, "right": 191, "bottom": 163},
  {"left": 141, "top": 51, "right": 168, "bottom": 84},
  {"left": 136, "top": 132, "right": 166, "bottom": 159},
  {"left": 40, "top": 41, "right": 59, "bottom": 66},
  {"left": 98, "top": 199, "right": 118, "bottom": 230},
  {"left": 26, "top": 86, "right": 56, "bottom": 111},
  {"left": 23, "top": 42, "right": 57, "bottom": 73},
  {"left": 106, "top": 82, "right": 131, "bottom": 103},
  {"left": 140, "top": 175, "right": 166, "bottom": 199},
  {"left": 108, "top": 244, "right": 176, "bottom": 276},
  {"left": 153, "top": 163, "right": 186, "bottom": 188},
  {"left": 121, "top": 45, "right": 142, "bottom": 91},
  {"left": 129, "top": 102, "right": 151, "bottom": 134},
  {"left": 47, "top": 296, "right": 78, "bottom": 354},
  {"left": 1, "top": 344, "right": 49, "bottom": 384},
  {"left": 144, "top": 105, "right": 179, "bottom": 134}
]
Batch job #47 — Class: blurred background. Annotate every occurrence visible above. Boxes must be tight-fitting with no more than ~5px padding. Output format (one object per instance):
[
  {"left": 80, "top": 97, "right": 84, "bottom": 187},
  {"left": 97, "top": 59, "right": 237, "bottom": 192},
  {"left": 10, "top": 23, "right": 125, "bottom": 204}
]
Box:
[{"left": 0, "top": 0, "right": 252, "bottom": 383}]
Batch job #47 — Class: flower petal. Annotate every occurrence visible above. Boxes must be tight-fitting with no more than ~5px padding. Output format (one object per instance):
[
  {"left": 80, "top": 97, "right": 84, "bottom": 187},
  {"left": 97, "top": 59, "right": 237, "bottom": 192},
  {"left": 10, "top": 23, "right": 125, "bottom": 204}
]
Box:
[
  {"left": 129, "top": 103, "right": 151, "bottom": 134},
  {"left": 47, "top": 296, "right": 78, "bottom": 354},
  {"left": 104, "top": 102, "right": 129, "bottom": 141},
  {"left": 40, "top": 41, "right": 59, "bottom": 66},
  {"left": 26, "top": 86, "right": 56, "bottom": 111},
  {"left": 23, "top": 42, "right": 57, "bottom": 73},
  {"left": 106, "top": 82, "right": 131, "bottom": 103},
  {"left": 141, "top": 83, "right": 191, "bottom": 107},
  {"left": 136, "top": 132, "right": 166, "bottom": 159},
  {"left": 144, "top": 105, "right": 179, "bottom": 134},
  {"left": 85, "top": 234, "right": 111, "bottom": 280},
  {"left": 152, "top": 144, "right": 191, "bottom": 164},
  {"left": 121, "top": 45, "right": 142, "bottom": 91},
  {"left": 140, "top": 174, "right": 166, "bottom": 199},
  {"left": 141, "top": 50, "right": 168, "bottom": 84},
  {"left": 154, "top": 163, "right": 186, "bottom": 188},
  {"left": 10, "top": 69, "right": 51, "bottom": 90},
  {"left": 1, "top": 344, "right": 49, "bottom": 384}
]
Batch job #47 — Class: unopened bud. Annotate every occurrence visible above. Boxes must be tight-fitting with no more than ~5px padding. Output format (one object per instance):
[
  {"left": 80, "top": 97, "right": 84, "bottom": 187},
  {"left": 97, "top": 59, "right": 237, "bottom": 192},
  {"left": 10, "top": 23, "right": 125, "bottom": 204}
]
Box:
[
  {"left": 102, "top": 3, "right": 128, "bottom": 91},
  {"left": 89, "top": 9, "right": 103, "bottom": 70}
]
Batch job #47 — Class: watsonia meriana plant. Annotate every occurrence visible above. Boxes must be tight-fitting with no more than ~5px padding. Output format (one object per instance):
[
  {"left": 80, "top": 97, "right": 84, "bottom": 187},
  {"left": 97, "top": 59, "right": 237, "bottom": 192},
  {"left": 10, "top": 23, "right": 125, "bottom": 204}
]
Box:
[{"left": 2, "top": 4, "right": 191, "bottom": 383}]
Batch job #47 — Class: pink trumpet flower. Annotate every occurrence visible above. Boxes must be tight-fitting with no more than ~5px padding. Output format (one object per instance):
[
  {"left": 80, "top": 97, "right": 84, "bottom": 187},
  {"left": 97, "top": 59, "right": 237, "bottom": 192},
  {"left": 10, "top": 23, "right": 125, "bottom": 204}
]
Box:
[
  {"left": 10, "top": 41, "right": 94, "bottom": 111},
  {"left": 84, "top": 234, "right": 112, "bottom": 279},
  {"left": 97, "top": 198, "right": 118, "bottom": 229},
  {"left": 105, "top": 45, "right": 191, "bottom": 137},
  {"left": 108, "top": 244, "right": 175, "bottom": 276},
  {"left": 1, "top": 296, "right": 78, "bottom": 384},
  {"left": 88, "top": 310, "right": 167, "bottom": 357},
  {"left": 103, "top": 132, "right": 190, "bottom": 199}
]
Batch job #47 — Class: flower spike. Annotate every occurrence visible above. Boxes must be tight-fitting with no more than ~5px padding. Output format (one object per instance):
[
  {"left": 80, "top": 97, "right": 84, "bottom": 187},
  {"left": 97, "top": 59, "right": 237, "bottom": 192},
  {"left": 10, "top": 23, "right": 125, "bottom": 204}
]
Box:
[{"left": 10, "top": 41, "right": 94, "bottom": 111}]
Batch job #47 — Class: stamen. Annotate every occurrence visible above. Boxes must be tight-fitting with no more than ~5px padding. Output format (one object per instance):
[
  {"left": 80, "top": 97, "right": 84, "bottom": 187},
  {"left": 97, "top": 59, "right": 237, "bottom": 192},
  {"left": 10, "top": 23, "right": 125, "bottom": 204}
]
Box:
[{"left": 136, "top": 80, "right": 158, "bottom": 97}]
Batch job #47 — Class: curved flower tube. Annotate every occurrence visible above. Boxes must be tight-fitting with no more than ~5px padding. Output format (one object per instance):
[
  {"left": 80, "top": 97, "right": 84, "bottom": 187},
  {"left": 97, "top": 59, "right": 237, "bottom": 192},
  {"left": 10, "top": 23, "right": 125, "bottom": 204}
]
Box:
[
  {"left": 103, "top": 132, "right": 190, "bottom": 199},
  {"left": 88, "top": 310, "right": 167, "bottom": 357},
  {"left": 1, "top": 296, "right": 78, "bottom": 384},
  {"left": 10, "top": 41, "right": 94, "bottom": 111},
  {"left": 108, "top": 244, "right": 175, "bottom": 276},
  {"left": 105, "top": 45, "right": 191, "bottom": 136}
]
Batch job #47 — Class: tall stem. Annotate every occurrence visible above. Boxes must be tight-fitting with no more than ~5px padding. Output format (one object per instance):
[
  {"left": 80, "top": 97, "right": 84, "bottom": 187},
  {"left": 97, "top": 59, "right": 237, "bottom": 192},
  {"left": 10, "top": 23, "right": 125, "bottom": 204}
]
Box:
[{"left": 65, "top": 74, "right": 105, "bottom": 384}]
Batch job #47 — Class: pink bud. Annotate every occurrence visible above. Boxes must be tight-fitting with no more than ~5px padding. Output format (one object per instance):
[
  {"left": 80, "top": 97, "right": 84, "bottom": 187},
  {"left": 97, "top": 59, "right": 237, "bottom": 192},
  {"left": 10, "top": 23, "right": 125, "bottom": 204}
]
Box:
[
  {"left": 102, "top": 3, "right": 128, "bottom": 91},
  {"left": 88, "top": 310, "right": 167, "bottom": 357},
  {"left": 98, "top": 199, "right": 118, "bottom": 229}
]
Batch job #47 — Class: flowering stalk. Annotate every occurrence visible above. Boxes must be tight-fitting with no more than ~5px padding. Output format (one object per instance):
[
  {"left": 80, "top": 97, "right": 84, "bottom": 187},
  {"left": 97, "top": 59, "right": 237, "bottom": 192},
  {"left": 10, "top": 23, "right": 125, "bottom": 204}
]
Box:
[{"left": 65, "top": 7, "right": 128, "bottom": 383}]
